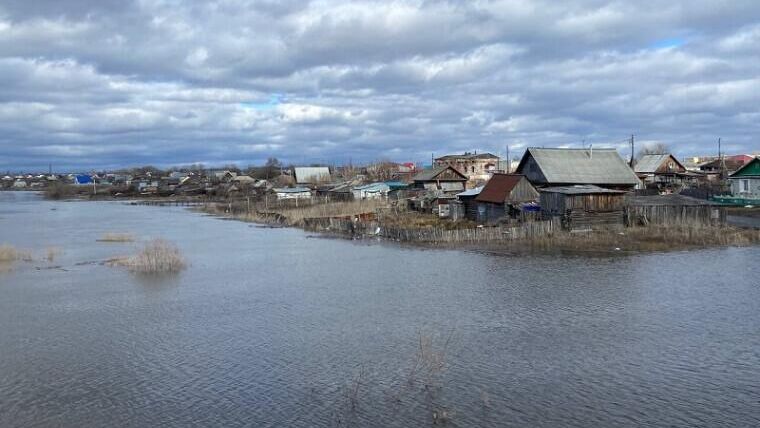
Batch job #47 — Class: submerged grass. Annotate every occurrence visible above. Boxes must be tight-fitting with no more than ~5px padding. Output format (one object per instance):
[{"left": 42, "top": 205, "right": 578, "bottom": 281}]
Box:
[
  {"left": 110, "top": 239, "right": 186, "bottom": 274},
  {"left": 97, "top": 233, "right": 135, "bottom": 242},
  {"left": 0, "top": 244, "right": 33, "bottom": 263}
]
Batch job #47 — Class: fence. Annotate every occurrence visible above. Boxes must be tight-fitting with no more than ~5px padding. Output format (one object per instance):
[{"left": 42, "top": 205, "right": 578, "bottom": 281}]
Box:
[
  {"left": 624, "top": 205, "right": 725, "bottom": 227},
  {"left": 300, "top": 217, "right": 560, "bottom": 243}
]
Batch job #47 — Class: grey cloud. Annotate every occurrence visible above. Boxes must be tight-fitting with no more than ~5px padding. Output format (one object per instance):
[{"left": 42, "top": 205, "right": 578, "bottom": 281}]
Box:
[{"left": 0, "top": 0, "right": 759, "bottom": 171}]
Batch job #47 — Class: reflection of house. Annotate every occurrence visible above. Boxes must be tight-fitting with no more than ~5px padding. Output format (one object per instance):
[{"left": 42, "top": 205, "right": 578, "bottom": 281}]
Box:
[
  {"left": 474, "top": 174, "right": 539, "bottom": 223},
  {"left": 634, "top": 154, "right": 702, "bottom": 190},
  {"left": 540, "top": 185, "right": 627, "bottom": 230},
  {"left": 274, "top": 187, "right": 312, "bottom": 200},
  {"left": 412, "top": 166, "right": 468, "bottom": 192},
  {"left": 516, "top": 147, "right": 640, "bottom": 190},
  {"left": 729, "top": 157, "right": 760, "bottom": 200},
  {"left": 434, "top": 152, "right": 499, "bottom": 182},
  {"left": 294, "top": 167, "right": 331, "bottom": 184}
]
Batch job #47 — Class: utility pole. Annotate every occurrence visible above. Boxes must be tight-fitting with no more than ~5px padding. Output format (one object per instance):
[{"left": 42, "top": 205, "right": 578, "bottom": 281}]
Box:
[
  {"left": 506, "top": 145, "right": 510, "bottom": 173},
  {"left": 629, "top": 134, "right": 635, "bottom": 167}
]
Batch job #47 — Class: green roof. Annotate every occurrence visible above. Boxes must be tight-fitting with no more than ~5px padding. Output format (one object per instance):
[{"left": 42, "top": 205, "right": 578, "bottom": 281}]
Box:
[{"left": 730, "top": 157, "right": 760, "bottom": 177}]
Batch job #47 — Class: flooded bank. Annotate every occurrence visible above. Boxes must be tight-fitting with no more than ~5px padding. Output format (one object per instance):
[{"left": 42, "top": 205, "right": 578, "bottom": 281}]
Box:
[{"left": 1, "top": 192, "right": 759, "bottom": 427}]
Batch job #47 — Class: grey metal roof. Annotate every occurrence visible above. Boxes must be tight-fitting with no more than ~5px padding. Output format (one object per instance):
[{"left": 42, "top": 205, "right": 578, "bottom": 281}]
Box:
[
  {"left": 522, "top": 148, "right": 640, "bottom": 185},
  {"left": 634, "top": 154, "right": 670, "bottom": 173},
  {"left": 456, "top": 186, "right": 484, "bottom": 197},
  {"left": 274, "top": 187, "right": 311, "bottom": 193},
  {"left": 412, "top": 165, "right": 467, "bottom": 181},
  {"left": 540, "top": 185, "right": 627, "bottom": 195}
]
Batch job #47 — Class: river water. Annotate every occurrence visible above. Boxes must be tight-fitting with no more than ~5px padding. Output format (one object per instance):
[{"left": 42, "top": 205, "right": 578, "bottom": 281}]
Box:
[{"left": 1, "top": 192, "right": 759, "bottom": 427}]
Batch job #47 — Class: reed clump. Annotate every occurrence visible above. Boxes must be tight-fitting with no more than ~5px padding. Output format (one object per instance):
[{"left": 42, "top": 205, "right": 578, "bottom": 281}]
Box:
[
  {"left": 0, "top": 244, "right": 32, "bottom": 263},
  {"left": 113, "top": 239, "right": 186, "bottom": 274},
  {"left": 97, "top": 233, "right": 135, "bottom": 242}
]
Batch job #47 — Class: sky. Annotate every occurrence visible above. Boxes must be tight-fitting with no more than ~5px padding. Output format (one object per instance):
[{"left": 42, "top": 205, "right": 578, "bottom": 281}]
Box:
[{"left": 1, "top": 0, "right": 759, "bottom": 171}]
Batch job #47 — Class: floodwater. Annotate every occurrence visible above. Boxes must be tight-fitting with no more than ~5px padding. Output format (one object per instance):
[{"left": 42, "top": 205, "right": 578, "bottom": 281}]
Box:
[{"left": 1, "top": 192, "right": 759, "bottom": 427}]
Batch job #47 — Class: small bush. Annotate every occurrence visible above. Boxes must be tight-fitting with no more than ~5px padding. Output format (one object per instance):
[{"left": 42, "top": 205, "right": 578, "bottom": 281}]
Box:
[
  {"left": 97, "top": 233, "right": 135, "bottom": 242},
  {"left": 118, "top": 239, "right": 186, "bottom": 274}
]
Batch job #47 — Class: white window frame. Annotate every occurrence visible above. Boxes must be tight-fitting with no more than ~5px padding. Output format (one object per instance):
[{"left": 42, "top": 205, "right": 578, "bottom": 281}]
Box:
[{"left": 740, "top": 179, "right": 750, "bottom": 193}]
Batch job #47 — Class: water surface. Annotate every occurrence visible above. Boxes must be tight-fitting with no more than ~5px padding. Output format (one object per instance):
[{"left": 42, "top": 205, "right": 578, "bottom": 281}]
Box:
[{"left": 1, "top": 192, "right": 759, "bottom": 427}]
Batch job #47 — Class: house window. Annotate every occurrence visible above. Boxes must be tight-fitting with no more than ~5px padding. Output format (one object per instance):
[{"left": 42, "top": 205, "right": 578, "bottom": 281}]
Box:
[{"left": 740, "top": 179, "right": 750, "bottom": 193}]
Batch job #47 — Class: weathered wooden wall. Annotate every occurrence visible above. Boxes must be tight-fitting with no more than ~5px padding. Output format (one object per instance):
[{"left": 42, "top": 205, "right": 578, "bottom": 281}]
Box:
[{"left": 624, "top": 205, "right": 725, "bottom": 227}]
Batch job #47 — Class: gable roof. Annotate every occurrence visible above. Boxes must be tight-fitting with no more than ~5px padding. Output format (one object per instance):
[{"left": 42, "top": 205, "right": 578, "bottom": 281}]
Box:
[
  {"left": 729, "top": 157, "right": 760, "bottom": 177},
  {"left": 412, "top": 165, "right": 467, "bottom": 181},
  {"left": 475, "top": 174, "right": 526, "bottom": 203},
  {"left": 634, "top": 154, "right": 685, "bottom": 173},
  {"left": 516, "top": 147, "right": 639, "bottom": 185}
]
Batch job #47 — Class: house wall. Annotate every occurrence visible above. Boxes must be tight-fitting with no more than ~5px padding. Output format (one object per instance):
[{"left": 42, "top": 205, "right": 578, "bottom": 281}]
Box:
[
  {"left": 540, "top": 193, "right": 625, "bottom": 215},
  {"left": 518, "top": 155, "right": 548, "bottom": 184},
  {"left": 506, "top": 178, "right": 540, "bottom": 203},
  {"left": 731, "top": 177, "right": 760, "bottom": 199}
]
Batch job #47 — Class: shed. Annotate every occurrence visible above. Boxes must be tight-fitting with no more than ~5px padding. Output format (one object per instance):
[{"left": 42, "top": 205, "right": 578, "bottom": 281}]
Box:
[
  {"left": 540, "top": 185, "right": 627, "bottom": 229},
  {"left": 516, "top": 147, "right": 640, "bottom": 190},
  {"left": 273, "top": 187, "right": 312, "bottom": 200},
  {"left": 474, "top": 174, "right": 539, "bottom": 223},
  {"left": 352, "top": 182, "right": 391, "bottom": 200}
]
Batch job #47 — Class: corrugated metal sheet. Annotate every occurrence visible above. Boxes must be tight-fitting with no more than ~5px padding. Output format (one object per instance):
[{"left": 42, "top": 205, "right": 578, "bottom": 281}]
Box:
[
  {"left": 519, "top": 148, "right": 640, "bottom": 185},
  {"left": 475, "top": 174, "right": 524, "bottom": 203},
  {"left": 634, "top": 154, "right": 670, "bottom": 173}
]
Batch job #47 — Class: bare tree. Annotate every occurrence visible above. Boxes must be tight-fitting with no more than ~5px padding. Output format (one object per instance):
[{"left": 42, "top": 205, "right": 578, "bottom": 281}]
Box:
[{"left": 637, "top": 142, "right": 670, "bottom": 159}]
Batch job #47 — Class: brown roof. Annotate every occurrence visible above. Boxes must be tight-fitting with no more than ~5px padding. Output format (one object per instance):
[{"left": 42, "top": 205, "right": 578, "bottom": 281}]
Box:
[{"left": 475, "top": 174, "right": 524, "bottom": 203}]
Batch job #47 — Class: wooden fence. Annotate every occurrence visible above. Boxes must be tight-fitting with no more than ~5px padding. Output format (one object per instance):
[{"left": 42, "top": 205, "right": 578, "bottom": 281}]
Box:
[
  {"left": 303, "top": 216, "right": 561, "bottom": 243},
  {"left": 624, "top": 205, "right": 725, "bottom": 227}
]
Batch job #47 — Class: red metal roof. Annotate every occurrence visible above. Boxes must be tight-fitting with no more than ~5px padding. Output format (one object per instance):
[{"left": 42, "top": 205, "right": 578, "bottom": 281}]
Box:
[{"left": 475, "top": 174, "right": 524, "bottom": 204}]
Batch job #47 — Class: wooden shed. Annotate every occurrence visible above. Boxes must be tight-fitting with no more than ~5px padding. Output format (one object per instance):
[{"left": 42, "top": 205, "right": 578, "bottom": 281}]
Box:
[
  {"left": 539, "top": 185, "right": 627, "bottom": 229},
  {"left": 474, "top": 174, "right": 539, "bottom": 223}
]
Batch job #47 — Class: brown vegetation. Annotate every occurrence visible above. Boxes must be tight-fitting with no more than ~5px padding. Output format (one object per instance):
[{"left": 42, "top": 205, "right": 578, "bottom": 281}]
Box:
[
  {"left": 97, "top": 233, "right": 136, "bottom": 242},
  {"left": 110, "top": 239, "right": 186, "bottom": 274},
  {"left": 45, "top": 247, "right": 62, "bottom": 262},
  {"left": 0, "top": 244, "right": 32, "bottom": 263}
]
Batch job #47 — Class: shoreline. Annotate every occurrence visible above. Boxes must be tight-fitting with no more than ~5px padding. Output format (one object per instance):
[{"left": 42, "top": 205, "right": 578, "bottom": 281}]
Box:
[{"left": 194, "top": 202, "right": 760, "bottom": 256}]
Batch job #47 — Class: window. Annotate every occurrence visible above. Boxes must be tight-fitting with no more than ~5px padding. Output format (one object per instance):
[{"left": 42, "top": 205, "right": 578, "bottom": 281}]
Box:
[{"left": 740, "top": 179, "right": 750, "bottom": 193}]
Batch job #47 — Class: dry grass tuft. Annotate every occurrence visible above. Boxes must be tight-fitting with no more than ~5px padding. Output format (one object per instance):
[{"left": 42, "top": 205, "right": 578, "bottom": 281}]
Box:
[
  {"left": 45, "top": 247, "right": 62, "bottom": 262},
  {"left": 0, "top": 244, "right": 32, "bottom": 263},
  {"left": 97, "top": 233, "right": 135, "bottom": 242},
  {"left": 112, "top": 239, "right": 186, "bottom": 274}
]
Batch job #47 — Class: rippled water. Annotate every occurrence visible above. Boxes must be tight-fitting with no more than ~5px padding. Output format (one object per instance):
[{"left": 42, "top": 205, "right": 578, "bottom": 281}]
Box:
[{"left": 1, "top": 192, "right": 759, "bottom": 427}]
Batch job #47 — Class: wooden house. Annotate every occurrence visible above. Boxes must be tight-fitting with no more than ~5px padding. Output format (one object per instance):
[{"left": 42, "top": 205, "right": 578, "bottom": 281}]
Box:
[
  {"left": 516, "top": 147, "right": 640, "bottom": 190},
  {"left": 411, "top": 165, "right": 468, "bottom": 192},
  {"left": 729, "top": 157, "right": 760, "bottom": 200},
  {"left": 474, "top": 174, "right": 539, "bottom": 223},
  {"left": 634, "top": 154, "right": 702, "bottom": 191},
  {"left": 539, "top": 185, "right": 627, "bottom": 229}
]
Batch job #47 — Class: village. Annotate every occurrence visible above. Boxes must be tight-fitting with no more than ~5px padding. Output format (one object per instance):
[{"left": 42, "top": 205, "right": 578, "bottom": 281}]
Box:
[{"left": 3, "top": 147, "right": 759, "bottom": 250}]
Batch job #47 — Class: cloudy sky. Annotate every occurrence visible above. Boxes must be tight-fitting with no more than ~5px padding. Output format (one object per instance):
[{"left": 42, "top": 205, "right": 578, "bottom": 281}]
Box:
[{"left": 1, "top": 0, "right": 759, "bottom": 171}]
